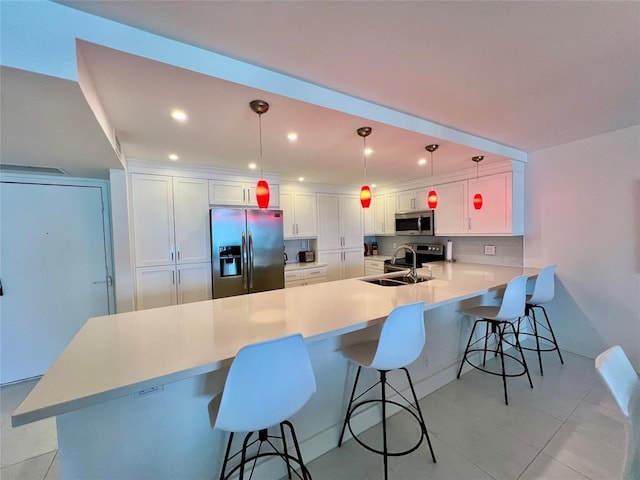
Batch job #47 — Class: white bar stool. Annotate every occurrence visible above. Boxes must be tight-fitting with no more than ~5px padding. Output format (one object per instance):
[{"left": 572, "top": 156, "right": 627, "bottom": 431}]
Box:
[
  {"left": 516, "top": 264, "right": 564, "bottom": 375},
  {"left": 337, "top": 302, "right": 436, "bottom": 480},
  {"left": 596, "top": 345, "right": 640, "bottom": 480},
  {"left": 456, "top": 274, "right": 533, "bottom": 405},
  {"left": 209, "top": 333, "right": 317, "bottom": 480}
]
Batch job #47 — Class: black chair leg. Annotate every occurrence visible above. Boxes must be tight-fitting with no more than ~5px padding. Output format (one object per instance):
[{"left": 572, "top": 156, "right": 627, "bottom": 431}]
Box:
[
  {"left": 539, "top": 305, "right": 564, "bottom": 364},
  {"left": 339, "top": 365, "right": 362, "bottom": 446},
  {"left": 496, "top": 323, "right": 509, "bottom": 405},
  {"left": 280, "top": 422, "right": 292, "bottom": 479},
  {"left": 402, "top": 367, "right": 436, "bottom": 463},
  {"left": 219, "top": 432, "right": 235, "bottom": 480},
  {"left": 529, "top": 306, "right": 544, "bottom": 375},
  {"left": 380, "top": 370, "right": 389, "bottom": 480},
  {"left": 457, "top": 320, "right": 480, "bottom": 378},
  {"left": 508, "top": 322, "right": 533, "bottom": 389}
]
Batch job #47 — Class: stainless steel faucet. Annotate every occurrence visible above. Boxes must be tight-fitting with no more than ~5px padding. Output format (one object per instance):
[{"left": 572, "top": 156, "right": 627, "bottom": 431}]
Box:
[{"left": 391, "top": 244, "right": 419, "bottom": 283}]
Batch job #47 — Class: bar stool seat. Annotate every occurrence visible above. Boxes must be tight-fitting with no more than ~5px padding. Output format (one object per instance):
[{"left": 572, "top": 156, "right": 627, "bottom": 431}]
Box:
[
  {"left": 338, "top": 302, "right": 436, "bottom": 480},
  {"left": 209, "top": 333, "right": 316, "bottom": 480},
  {"left": 515, "top": 264, "right": 564, "bottom": 375},
  {"left": 457, "top": 275, "right": 533, "bottom": 405}
]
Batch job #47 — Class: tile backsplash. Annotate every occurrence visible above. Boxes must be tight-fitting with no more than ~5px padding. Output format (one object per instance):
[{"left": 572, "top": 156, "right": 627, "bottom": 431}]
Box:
[{"left": 368, "top": 235, "right": 523, "bottom": 267}]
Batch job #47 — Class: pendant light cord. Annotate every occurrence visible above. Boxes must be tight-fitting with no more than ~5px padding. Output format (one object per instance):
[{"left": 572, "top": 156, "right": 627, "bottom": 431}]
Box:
[
  {"left": 258, "top": 113, "right": 264, "bottom": 178},
  {"left": 430, "top": 150, "right": 434, "bottom": 189},
  {"left": 363, "top": 136, "right": 367, "bottom": 184}
]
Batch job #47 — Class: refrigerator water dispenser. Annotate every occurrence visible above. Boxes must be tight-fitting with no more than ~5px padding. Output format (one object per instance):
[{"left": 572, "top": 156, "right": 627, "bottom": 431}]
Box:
[{"left": 219, "top": 245, "right": 242, "bottom": 277}]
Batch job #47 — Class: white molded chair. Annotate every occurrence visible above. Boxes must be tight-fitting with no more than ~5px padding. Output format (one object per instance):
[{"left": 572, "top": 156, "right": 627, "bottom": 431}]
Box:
[
  {"left": 337, "top": 302, "right": 436, "bottom": 480},
  {"left": 457, "top": 274, "right": 533, "bottom": 405},
  {"left": 515, "top": 265, "right": 564, "bottom": 375},
  {"left": 210, "top": 333, "right": 316, "bottom": 480},
  {"left": 595, "top": 346, "right": 640, "bottom": 480}
]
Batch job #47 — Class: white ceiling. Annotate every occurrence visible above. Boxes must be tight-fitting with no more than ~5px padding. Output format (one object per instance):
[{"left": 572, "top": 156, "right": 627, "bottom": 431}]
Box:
[{"left": 3, "top": 1, "right": 639, "bottom": 184}]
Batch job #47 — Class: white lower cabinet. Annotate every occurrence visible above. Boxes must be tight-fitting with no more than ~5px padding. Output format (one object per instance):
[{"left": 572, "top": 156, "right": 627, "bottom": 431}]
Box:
[
  {"left": 364, "top": 257, "right": 386, "bottom": 276},
  {"left": 318, "top": 250, "right": 363, "bottom": 282},
  {"left": 284, "top": 266, "right": 327, "bottom": 288},
  {"left": 136, "top": 263, "right": 211, "bottom": 310}
]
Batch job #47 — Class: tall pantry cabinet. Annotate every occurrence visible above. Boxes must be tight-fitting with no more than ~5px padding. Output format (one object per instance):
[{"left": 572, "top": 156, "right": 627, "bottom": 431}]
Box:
[
  {"left": 316, "top": 193, "right": 364, "bottom": 281},
  {"left": 131, "top": 174, "right": 212, "bottom": 310}
]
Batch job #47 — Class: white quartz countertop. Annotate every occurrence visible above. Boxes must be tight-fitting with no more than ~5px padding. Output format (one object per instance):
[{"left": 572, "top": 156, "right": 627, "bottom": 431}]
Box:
[
  {"left": 13, "top": 262, "right": 539, "bottom": 427},
  {"left": 284, "top": 262, "right": 328, "bottom": 271}
]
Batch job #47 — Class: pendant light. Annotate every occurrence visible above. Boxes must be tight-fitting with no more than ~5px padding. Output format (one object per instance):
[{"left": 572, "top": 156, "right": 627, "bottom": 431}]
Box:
[
  {"left": 472, "top": 155, "right": 484, "bottom": 210},
  {"left": 250, "top": 99, "right": 270, "bottom": 209},
  {"left": 357, "top": 126, "right": 372, "bottom": 208},
  {"left": 425, "top": 144, "right": 439, "bottom": 209}
]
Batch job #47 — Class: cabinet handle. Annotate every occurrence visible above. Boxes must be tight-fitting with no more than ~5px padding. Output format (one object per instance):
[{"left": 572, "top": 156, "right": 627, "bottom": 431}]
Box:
[
  {"left": 243, "top": 188, "right": 246, "bottom": 203},
  {"left": 468, "top": 217, "right": 472, "bottom": 231},
  {"left": 178, "top": 270, "right": 181, "bottom": 284},
  {"left": 170, "top": 246, "right": 174, "bottom": 261},
  {"left": 172, "top": 271, "right": 175, "bottom": 285},
  {"left": 177, "top": 246, "right": 180, "bottom": 261}
]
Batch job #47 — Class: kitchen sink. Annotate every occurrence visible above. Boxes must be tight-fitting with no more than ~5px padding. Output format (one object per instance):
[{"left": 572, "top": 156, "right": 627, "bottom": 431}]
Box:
[{"left": 360, "top": 275, "right": 429, "bottom": 287}]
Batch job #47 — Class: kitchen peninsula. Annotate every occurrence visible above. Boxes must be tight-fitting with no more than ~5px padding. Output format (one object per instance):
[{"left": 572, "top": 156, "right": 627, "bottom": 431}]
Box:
[{"left": 13, "top": 262, "right": 540, "bottom": 479}]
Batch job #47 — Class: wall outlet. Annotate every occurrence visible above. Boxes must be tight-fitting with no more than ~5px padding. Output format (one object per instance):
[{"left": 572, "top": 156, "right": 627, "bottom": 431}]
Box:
[{"left": 484, "top": 245, "right": 496, "bottom": 255}]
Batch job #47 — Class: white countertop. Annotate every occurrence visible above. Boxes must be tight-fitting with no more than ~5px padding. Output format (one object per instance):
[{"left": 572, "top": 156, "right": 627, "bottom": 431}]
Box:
[
  {"left": 13, "top": 262, "right": 539, "bottom": 427},
  {"left": 284, "top": 262, "right": 328, "bottom": 271}
]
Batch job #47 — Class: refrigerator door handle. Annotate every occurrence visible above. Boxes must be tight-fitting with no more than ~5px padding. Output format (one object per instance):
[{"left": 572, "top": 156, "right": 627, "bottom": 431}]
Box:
[
  {"left": 248, "top": 231, "right": 254, "bottom": 289},
  {"left": 242, "top": 231, "right": 248, "bottom": 290}
]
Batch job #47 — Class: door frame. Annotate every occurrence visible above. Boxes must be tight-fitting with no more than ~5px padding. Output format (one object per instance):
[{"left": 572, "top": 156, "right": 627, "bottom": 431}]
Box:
[{"left": 0, "top": 172, "right": 116, "bottom": 314}]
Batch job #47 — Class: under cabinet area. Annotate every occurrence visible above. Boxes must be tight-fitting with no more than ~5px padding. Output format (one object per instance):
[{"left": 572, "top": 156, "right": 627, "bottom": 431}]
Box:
[{"left": 284, "top": 264, "right": 327, "bottom": 288}]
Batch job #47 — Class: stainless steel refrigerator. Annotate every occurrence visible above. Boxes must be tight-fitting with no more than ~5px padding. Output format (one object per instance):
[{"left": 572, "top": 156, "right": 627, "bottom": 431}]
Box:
[{"left": 211, "top": 208, "right": 285, "bottom": 298}]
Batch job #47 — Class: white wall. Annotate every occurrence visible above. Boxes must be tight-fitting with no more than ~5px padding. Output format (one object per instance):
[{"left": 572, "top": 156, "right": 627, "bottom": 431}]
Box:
[{"left": 524, "top": 125, "right": 640, "bottom": 369}]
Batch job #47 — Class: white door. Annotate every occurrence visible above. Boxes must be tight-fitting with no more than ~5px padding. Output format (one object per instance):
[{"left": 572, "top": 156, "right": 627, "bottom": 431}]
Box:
[
  {"left": 293, "top": 192, "right": 317, "bottom": 237},
  {"left": 177, "top": 263, "right": 212, "bottom": 304},
  {"left": 317, "top": 195, "right": 341, "bottom": 250},
  {"left": 317, "top": 250, "right": 342, "bottom": 282},
  {"left": 343, "top": 249, "right": 365, "bottom": 279},
  {"left": 135, "top": 266, "right": 178, "bottom": 310},
  {"left": 469, "top": 173, "right": 512, "bottom": 234},
  {"left": 435, "top": 180, "right": 468, "bottom": 235},
  {"left": 173, "top": 177, "right": 211, "bottom": 264},
  {"left": 0, "top": 182, "right": 110, "bottom": 383},
  {"left": 280, "top": 191, "right": 296, "bottom": 238},
  {"left": 340, "top": 195, "right": 363, "bottom": 249}
]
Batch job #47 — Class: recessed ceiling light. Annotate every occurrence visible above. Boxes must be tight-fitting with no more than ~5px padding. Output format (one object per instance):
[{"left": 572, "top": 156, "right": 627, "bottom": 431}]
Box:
[
  {"left": 171, "top": 109, "right": 187, "bottom": 122},
  {"left": 168, "top": 153, "right": 179, "bottom": 161},
  {"left": 298, "top": 177, "right": 305, "bottom": 182},
  {"left": 418, "top": 158, "right": 427, "bottom": 166},
  {"left": 288, "top": 132, "right": 298, "bottom": 142},
  {"left": 372, "top": 183, "right": 377, "bottom": 188},
  {"left": 248, "top": 162, "right": 257, "bottom": 170},
  {"left": 364, "top": 148, "right": 373, "bottom": 156}
]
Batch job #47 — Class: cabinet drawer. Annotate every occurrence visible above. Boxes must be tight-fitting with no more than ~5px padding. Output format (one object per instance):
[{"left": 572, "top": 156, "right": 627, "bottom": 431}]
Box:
[
  {"left": 285, "top": 270, "right": 304, "bottom": 281},
  {"left": 304, "top": 268, "right": 326, "bottom": 279}
]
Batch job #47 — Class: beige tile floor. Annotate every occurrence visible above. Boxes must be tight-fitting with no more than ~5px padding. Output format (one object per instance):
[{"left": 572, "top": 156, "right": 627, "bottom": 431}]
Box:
[{"left": 0, "top": 349, "right": 627, "bottom": 480}]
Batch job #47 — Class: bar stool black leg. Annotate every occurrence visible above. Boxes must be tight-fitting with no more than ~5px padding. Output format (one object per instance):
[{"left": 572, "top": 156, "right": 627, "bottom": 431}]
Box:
[
  {"left": 528, "top": 306, "right": 544, "bottom": 375},
  {"left": 496, "top": 322, "right": 509, "bottom": 405},
  {"left": 402, "top": 367, "right": 436, "bottom": 463},
  {"left": 539, "top": 305, "right": 564, "bottom": 364},
  {"left": 339, "top": 366, "right": 362, "bottom": 447},
  {"left": 280, "top": 422, "right": 292, "bottom": 479},
  {"left": 509, "top": 322, "right": 533, "bottom": 389},
  {"left": 457, "top": 320, "right": 479, "bottom": 379},
  {"left": 380, "top": 370, "right": 389, "bottom": 480},
  {"left": 219, "top": 432, "right": 235, "bottom": 480}
]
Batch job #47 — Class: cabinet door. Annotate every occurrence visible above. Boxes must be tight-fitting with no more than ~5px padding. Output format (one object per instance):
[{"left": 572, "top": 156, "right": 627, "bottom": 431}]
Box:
[
  {"left": 135, "top": 266, "right": 177, "bottom": 310},
  {"left": 293, "top": 192, "right": 317, "bottom": 237},
  {"left": 384, "top": 193, "right": 396, "bottom": 234},
  {"left": 317, "top": 195, "right": 341, "bottom": 250},
  {"left": 396, "top": 190, "right": 414, "bottom": 212},
  {"left": 208, "top": 180, "right": 247, "bottom": 205},
  {"left": 469, "top": 173, "right": 512, "bottom": 234},
  {"left": 280, "top": 191, "right": 296, "bottom": 238},
  {"left": 414, "top": 187, "right": 431, "bottom": 211},
  {"left": 363, "top": 199, "right": 375, "bottom": 235},
  {"left": 317, "top": 250, "right": 342, "bottom": 282},
  {"left": 343, "top": 249, "right": 364, "bottom": 279},
  {"left": 131, "top": 174, "right": 175, "bottom": 267},
  {"left": 373, "top": 194, "right": 385, "bottom": 234},
  {"left": 173, "top": 178, "right": 211, "bottom": 264},
  {"left": 434, "top": 180, "right": 468, "bottom": 235},
  {"left": 177, "top": 263, "right": 212, "bottom": 304},
  {"left": 340, "top": 195, "right": 363, "bottom": 249},
  {"left": 247, "top": 183, "right": 279, "bottom": 208}
]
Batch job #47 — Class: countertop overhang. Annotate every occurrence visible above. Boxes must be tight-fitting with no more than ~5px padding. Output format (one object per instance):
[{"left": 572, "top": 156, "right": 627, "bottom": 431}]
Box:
[{"left": 12, "top": 262, "right": 539, "bottom": 427}]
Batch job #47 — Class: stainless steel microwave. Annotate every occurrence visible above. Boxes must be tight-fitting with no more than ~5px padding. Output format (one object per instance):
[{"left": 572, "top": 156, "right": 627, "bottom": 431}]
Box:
[{"left": 395, "top": 210, "right": 435, "bottom": 235}]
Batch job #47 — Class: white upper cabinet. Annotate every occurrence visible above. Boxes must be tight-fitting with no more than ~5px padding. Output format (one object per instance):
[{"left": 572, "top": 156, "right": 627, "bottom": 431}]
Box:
[
  {"left": 131, "top": 174, "right": 210, "bottom": 267},
  {"left": 173, "top": 177, "right": 211, "bottom": 264},
  {"left": 468, "top": 172, "right": 513, "bottom": 234},
  {"left": 280, "top": 190, "right": 317, "bottom": 238},
  {"left": 131, "top": 175, "right": 176, "bottom": 267},
  {"left": 373, "top": 193, "right": 397, "bottom": 235},
  {"left": 433, "top": 171, "right": 523, "bottom": 236},
  {"left": 434, "top": 180, "right": 468, "bottom": 235},
  {"left": 317, "top": 193, "right": 363, "bottom": 248},
  {"left": 396, "top": 187, "right": 431, "bottom": 212},
  {"left": 208, "top": 179, "right": 279, "bottom": 207}
]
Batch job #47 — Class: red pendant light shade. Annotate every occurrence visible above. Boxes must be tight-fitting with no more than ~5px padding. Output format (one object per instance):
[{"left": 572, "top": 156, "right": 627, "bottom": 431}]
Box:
[
  {"left": 425, "top": 144, "right": 439, "bottom": 209},
  {"left": 256, "top": 179, "right": 270, "bottom": 209},
  {"left": 357, "top": 126, "right": 373, "bottom": 209},
  {"left": 360, "top": 185, "right": 372, "bottom": 208},
  {"left": 471, "top": 155, "right": 484, "bottom": 211},
  {"left": 427, "top": 190, "right": 438, "bottom": 209},
  {"left": 250, "top": 99, "right": 270, "bottom": 209},
  {"left": 473, "top": 193, "right": 483, "bottom": 210}
]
